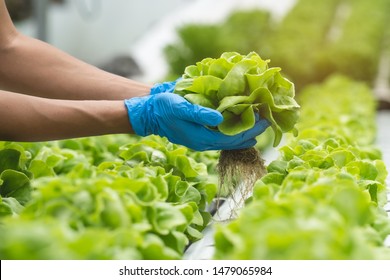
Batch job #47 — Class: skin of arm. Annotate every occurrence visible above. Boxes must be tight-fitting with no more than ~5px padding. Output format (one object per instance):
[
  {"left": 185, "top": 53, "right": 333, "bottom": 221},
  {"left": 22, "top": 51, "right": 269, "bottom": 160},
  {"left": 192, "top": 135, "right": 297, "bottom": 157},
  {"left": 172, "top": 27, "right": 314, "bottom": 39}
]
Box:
[
  {"left": 0, "top": 0, "right": 150, "bottom": 100},
  {"left": 0, "top": 90, "right": 131, "bottom": 141},
  {"left": 0, "top": 0, "right": 151, "bottom": 141}
]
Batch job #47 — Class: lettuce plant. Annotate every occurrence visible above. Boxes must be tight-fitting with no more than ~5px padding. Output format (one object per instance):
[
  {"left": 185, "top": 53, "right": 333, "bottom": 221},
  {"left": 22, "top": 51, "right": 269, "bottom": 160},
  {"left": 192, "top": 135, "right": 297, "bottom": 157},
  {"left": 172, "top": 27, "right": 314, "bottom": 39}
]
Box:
[
  {"left": 174, "top": 52, "right": 300, "bottom": 208},
  {"left": 174, "top": 51, "right": 300, "bottom": 147},
  {"left": 0, "top": 135, "right": 218, "bottom": 259},
  {"left": 214, "top": 75, "right": 390, "bottom": 259}
]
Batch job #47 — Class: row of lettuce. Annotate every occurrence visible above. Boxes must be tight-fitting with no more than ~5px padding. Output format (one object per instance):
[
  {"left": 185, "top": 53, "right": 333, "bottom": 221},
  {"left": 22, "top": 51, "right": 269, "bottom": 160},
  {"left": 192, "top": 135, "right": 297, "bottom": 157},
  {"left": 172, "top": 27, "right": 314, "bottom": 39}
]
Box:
[
  {"left": 165, "top": 0, "right": 390, "bottom": 90},
  {"left": 0, "top": 107, "right": 274, "bottom": 259},
  {"left": 0, "top": 134, "right": 222, "bottom": 259},
  {"left": 1, "top": 75, "right": 389, "bottom": 259},
  {"left": 1, "top": 0, "right": 390, "bottom": 260},
  {"left": 213, "top": 75, "right": 390, "bottom": 259}
]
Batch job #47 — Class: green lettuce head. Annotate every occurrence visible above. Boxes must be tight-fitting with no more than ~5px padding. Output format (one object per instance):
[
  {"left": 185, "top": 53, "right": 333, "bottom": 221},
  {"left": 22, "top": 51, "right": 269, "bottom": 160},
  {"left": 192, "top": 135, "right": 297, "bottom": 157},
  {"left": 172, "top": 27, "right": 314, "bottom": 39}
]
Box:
[{"left": 174, "top": 51, "right": 300, "bottom": 147}]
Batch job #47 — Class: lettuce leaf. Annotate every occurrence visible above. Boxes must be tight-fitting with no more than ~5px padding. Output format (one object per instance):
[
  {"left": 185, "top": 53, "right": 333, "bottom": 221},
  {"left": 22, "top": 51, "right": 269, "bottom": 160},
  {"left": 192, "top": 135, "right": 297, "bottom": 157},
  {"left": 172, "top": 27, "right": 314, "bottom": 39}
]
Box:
[{"left": 175, "top": 51, "right": 300, "bottom": 147}]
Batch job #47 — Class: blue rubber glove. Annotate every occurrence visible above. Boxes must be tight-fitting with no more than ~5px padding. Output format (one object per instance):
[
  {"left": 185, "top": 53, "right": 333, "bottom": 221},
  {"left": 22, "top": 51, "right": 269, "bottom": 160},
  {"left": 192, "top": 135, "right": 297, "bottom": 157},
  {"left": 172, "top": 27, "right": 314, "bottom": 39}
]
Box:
[
  {"left": 124, "top": 92, "right": 270, "bottom": 151},
  {"left": 149, "top": 80, "right": 177, "bottom": 95}
]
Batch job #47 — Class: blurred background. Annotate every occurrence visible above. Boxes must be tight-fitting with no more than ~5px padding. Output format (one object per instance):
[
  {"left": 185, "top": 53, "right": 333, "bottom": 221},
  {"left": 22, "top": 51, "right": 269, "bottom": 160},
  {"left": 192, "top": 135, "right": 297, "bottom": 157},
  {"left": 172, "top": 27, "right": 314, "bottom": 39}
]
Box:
[
  {"left": 7, "top": 0, "right": 295, "bottom": 82},
  {"left": 2, "top": 0, "right": 390, "bottom": 261},
  {"left": 7, "top": 0, "right": 390, "bottom": 98}
]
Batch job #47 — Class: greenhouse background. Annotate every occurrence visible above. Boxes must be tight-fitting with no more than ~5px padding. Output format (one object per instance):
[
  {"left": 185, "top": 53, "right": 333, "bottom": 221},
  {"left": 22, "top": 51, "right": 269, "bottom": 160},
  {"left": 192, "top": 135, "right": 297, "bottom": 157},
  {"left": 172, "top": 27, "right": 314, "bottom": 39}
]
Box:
[
  {"left": 12, "top": 0, "right": 295, "bottom": 82},
  {"left": 1, "top": 0, "right": 390, "bottom": 261}
]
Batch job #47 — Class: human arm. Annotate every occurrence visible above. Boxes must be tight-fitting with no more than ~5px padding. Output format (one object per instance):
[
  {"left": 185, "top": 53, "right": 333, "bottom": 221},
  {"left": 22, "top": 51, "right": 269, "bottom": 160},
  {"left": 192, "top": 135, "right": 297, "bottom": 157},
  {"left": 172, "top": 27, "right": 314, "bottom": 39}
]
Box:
[
  {"left": 0, "top": 90, "right": 132, "bottom": 141},
  {"left": 0, "top": 0, "right": 150, "bottom": 100},
  {"left": 0, "top": 0, "right": 157, "bottom": 142},
  {"left": 0, "top": 0, "right": 142, "bottom": 141},
  {"left": 0, "top": 84, "right": 270, "bottom": 150},
  {"left": 0, "top": 0, "right": 269, "bottom": 148}
]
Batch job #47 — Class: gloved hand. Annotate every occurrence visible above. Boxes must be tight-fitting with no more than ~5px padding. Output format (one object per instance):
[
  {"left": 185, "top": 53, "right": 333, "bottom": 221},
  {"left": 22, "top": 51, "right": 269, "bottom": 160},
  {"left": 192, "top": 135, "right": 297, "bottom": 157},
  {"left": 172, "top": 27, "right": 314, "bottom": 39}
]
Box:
[{"left": 124, "top": 91, "right": 270, "bottom": 151}]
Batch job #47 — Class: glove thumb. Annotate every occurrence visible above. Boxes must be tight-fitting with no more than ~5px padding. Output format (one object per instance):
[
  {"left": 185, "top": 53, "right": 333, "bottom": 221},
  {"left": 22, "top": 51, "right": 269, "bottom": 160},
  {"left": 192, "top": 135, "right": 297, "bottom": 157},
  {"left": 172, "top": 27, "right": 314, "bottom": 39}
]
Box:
[{"left": 150, "top": 79, "right": 179, "bottom": 95}]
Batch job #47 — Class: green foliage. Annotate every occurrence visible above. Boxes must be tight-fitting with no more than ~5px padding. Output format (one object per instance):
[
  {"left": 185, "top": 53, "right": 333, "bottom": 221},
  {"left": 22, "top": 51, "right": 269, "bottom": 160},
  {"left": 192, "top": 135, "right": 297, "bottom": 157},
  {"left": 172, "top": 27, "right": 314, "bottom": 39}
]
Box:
[
  {"left": 164, "top": 9, "right": 272, "bottom": 77},
  {"left": 175, "top": 51, "right": 300, "bottom": 146},
  {"left": 164, "top": 0, "right": 390, "bottom": 90},
  {"left": 164, "top": 24, "right": 223, "bottom": 76},
  {"left": 2, "top": 0, "right": 390, "bottom": 260},
  {"left": 213, "top": 75, "right": 390, "bottom": 260},
  {"left": 0, "top": 135, "right": 218, "bottom": 259},
  {"left": 0, "top": 143, "right": 33, "bottom": 217},
  {"left": 264, "top": 0, "right": 341, "bottom": 89},
  {"left": 314, "top": 0, "right": 390, "bottom": 84}
]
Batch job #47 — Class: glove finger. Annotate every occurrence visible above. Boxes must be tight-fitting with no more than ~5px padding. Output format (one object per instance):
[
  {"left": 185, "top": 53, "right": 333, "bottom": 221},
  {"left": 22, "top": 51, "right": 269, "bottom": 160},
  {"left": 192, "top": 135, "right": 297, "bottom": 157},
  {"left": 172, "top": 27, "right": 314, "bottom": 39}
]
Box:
[
  {"left": 192, "top": 125, "right": 255, "bottom": 150},
  {"left": 175, "top": 100, "right": 223, "bottom": 127},
  {"left": 228, "top": 138, "right": 257, "bottom": 150},
  {"left": 209, "top": 117, "right": 269, "bottom": 147},
  {"left": 193, "top": 105, "right": 223, "bottom": 126},
  {"left": 212, "top": 138, "right": 257, "bottom": 151},
  {"left": 239, "top": 118, "right": 270, "bottom": 142}
]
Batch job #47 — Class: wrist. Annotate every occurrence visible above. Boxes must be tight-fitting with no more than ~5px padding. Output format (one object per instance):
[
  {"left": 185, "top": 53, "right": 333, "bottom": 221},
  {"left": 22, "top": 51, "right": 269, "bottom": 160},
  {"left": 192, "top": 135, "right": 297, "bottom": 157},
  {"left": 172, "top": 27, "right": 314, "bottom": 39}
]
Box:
[{"left": 124, "top": 95, "right": 154, "bottom": 136}]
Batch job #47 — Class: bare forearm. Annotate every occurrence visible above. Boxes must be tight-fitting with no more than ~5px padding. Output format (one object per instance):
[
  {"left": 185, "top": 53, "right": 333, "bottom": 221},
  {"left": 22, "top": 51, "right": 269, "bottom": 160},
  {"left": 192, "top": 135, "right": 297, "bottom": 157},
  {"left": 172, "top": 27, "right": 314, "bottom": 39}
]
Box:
[
  {"left": 0, "top": 0, "right": 149, "bottom": 100},
  {"left": 0, "top": 0, "right": 143, "bottom": 142},
  {"left": 0, "top": 32, "right": 151, "bottom": 100},
  {"left": 0, "top": 90, "right": 133, "bottom": 141}
]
